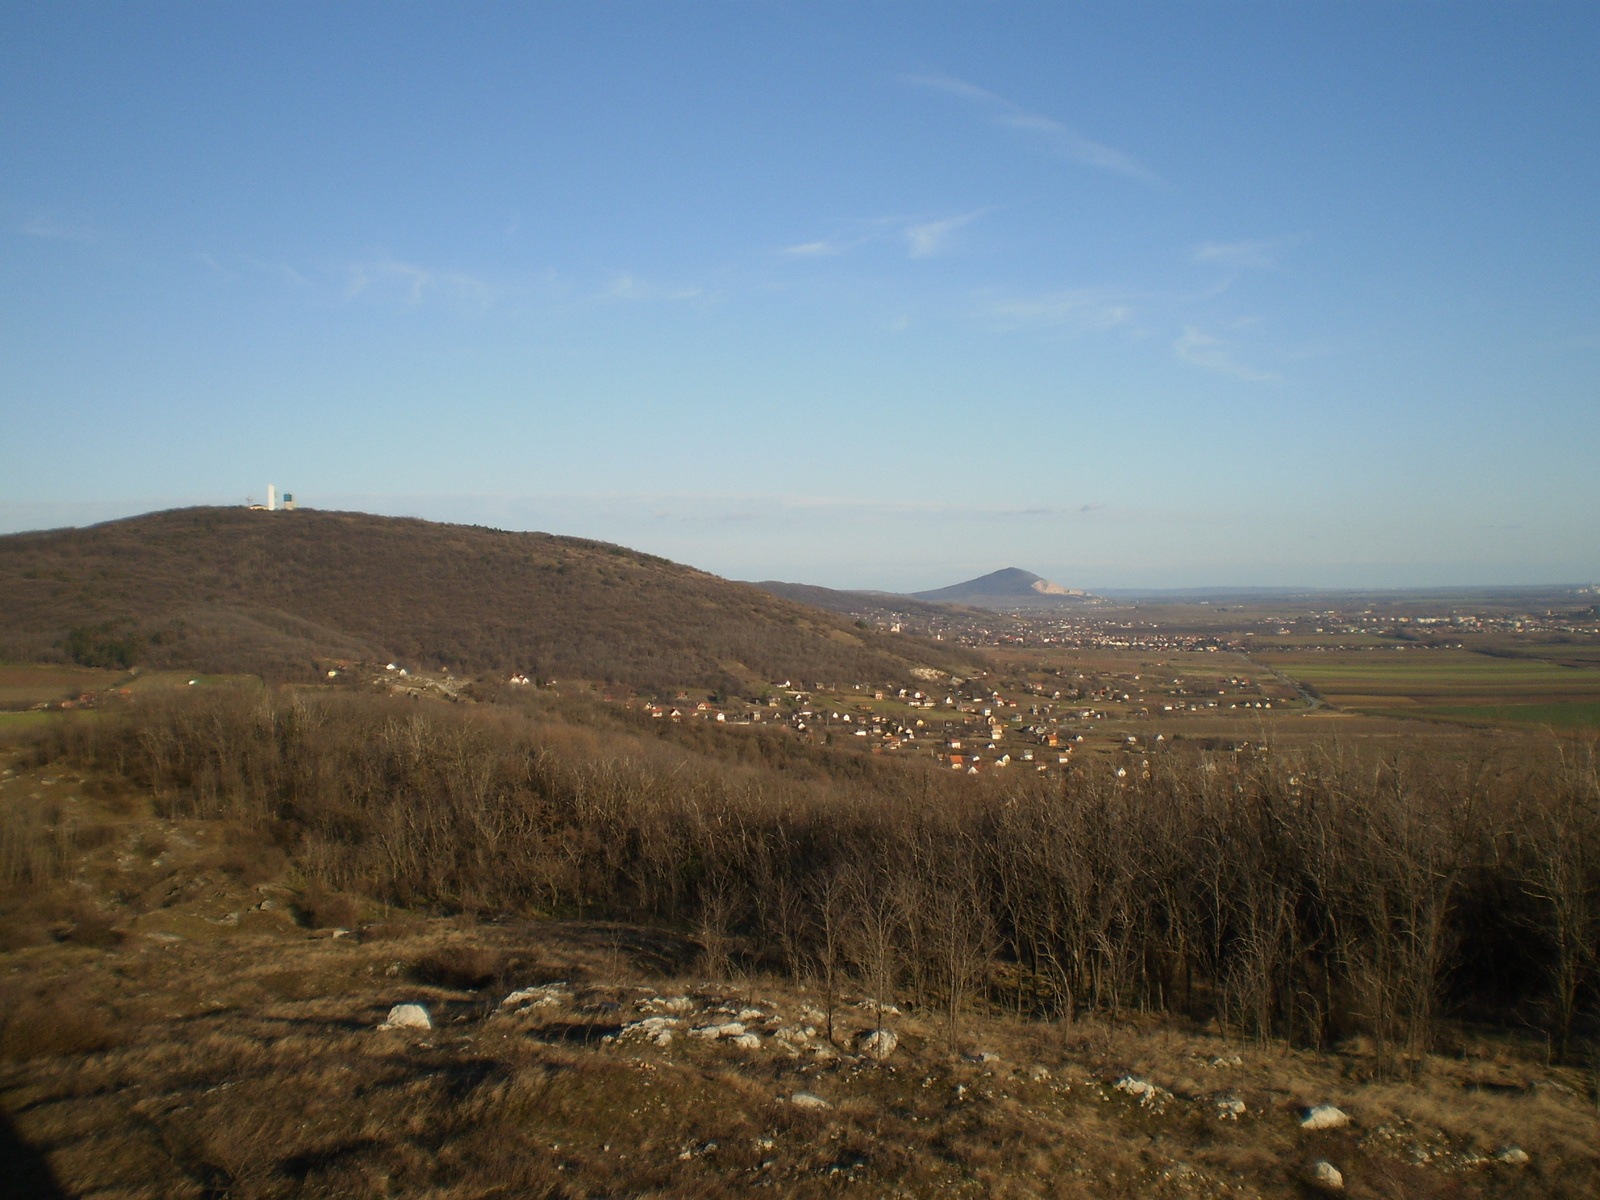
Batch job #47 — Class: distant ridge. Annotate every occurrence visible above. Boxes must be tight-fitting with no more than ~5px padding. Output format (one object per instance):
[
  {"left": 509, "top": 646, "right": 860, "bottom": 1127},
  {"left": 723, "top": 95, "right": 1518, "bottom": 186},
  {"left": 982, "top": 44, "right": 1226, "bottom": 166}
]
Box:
[
  {"left": 751, "top": 581, "right": 962, "bottom": 622},
  {"left": 0, "top": 507, "right": 977, "bottom": 689},
  {"left": 911, "top": 567, "right": 1103, "bottom": 611}
]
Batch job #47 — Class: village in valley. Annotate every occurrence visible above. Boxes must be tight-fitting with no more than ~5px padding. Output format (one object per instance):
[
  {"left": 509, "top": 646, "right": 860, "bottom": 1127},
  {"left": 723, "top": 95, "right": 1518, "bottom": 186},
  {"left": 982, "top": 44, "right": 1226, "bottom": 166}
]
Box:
[{"left": 399, "top": 571, "right": 1600, "bottom": 771}]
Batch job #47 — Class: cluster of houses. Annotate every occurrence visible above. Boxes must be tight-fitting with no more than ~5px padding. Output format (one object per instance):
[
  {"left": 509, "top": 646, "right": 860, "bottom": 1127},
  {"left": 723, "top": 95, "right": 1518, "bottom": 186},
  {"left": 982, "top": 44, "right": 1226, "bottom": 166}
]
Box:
[
  {"left": 605, "top": 676, "right": 1119, "bottom": 775},
  {"left": 476, "top": 658, "right": 1304, "bottom": 776}
]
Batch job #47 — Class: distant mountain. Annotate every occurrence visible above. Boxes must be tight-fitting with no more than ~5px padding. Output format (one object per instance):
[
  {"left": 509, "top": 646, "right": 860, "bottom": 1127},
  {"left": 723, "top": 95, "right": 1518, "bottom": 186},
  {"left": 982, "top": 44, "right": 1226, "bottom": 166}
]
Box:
[
  {"left": 911, "top": 567, "right": 1103, "bottom": 610},
  {"left": 0, "top": 507, "right": 976, "bottom": 690}
]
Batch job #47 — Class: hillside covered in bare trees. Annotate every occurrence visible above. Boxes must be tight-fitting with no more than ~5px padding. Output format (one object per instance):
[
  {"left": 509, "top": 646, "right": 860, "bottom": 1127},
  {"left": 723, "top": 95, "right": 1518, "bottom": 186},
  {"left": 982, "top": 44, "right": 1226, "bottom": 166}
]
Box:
[{"left": 0, "top": 508, "right": 977, "bottom": 690}]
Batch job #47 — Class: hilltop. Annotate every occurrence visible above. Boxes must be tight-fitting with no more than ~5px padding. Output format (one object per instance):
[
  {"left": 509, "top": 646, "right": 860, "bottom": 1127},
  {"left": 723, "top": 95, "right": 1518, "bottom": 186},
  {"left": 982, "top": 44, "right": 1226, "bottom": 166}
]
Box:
[
  {"left": 0, "top": 507, "right": 974, "bottom": 689},
  {"left": 911, "top": 566, "right": 1103, "bottom": 610}
]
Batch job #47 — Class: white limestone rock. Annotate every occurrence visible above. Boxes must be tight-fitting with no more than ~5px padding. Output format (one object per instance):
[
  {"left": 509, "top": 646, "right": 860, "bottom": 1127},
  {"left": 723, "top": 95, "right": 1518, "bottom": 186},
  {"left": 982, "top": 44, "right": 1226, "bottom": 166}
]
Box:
[
  {"left": 858, "top": 1029, "right": 899, "bottom": 1060},
  {"left": 1301, "top": 1104, "right": 1350, "bottom": 1130},
  {"left": 689, "top": 1021, "right": 746, "bottom": 1040},
  {"left": 1113, "top": 1076, "right": 1171, "bottom": 1108},
  {"left": 380, "top": 1003, "right": 431, "bottom": 1030},
  {"left": 499, "top": 985, "right": 569, "bottom": 1010},
  {"left": 1310, "top": 1160, "right": 1343, "bottom": 1189},
  {"left": 790, "top": 1092, "right": 832, "bottom": 1109},
  {"left": 620, "top": 1016, "right": 682, "bottom": 1043}
]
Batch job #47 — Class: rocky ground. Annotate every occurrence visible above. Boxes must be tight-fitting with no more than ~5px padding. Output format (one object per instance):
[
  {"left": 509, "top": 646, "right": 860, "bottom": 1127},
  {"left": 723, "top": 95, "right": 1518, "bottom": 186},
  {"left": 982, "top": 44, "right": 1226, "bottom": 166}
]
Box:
[{"left": 3, "top": 752, "right": 1598, "bottom": 1199}]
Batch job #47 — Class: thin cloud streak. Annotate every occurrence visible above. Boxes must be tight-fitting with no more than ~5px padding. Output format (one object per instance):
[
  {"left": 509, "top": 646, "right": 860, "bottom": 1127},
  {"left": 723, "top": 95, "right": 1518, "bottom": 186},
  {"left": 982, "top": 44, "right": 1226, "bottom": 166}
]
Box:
[
  {"left": 20, "top": 215, "right": 100, "bottom": 242},
  {"left": 1192, "top": 239, "right": 1282, "bottom": 270},
  {"left": 341, "top": 254, "right": 496, "bottom": 308},
  {"left": 600, "top": 273, "right": 704, "bottom": 302},
  {"left": 781, "top": 211, "right": 989, "bottom": 261},
  {"left": 904, "top": 208, "right": 989, "bottom": 258},
  {"left": 901, "top": 73, "right": 1161, "bottom": 184},
  {"left": 1174, "top": 327, "right": 1278, "bottom": 383},
  {"left": 782, "top": 240, "right": 845, "bottom": 256},
  {"left": 983, "top": 287, "right": 1133, "bottom": 333},
  {"left": 242, "top": 256, "right": 311, "bottom": 287}
]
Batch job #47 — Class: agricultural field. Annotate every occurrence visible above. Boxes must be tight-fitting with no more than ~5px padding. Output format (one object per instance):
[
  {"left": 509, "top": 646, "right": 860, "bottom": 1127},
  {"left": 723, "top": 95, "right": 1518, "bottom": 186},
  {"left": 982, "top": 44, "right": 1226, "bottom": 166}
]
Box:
[
  {"left": 981, "top": 591, "right": 1600, "bottom": 739},
  {"left": 0, "top": 711, "right": 78, "bottom": 732},
  {"left": 0, "top": 663, "right": 131, "bottom": 709},
  {"left": 119, "top": 669, "right": 263, "bottom": 694},
  {"left": 1260, "top": 649, "right": 1600, "bottom": 728},
  {"left": 0, "top": 664, "right": 261, "bottom": 714}
]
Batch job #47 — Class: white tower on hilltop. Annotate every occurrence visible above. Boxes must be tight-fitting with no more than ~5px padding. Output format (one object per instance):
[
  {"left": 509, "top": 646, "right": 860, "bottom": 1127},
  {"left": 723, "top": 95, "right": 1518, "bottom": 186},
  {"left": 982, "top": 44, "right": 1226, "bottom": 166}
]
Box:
[{"left": 267, "top": 485, "right": 277, "bottom": 512}]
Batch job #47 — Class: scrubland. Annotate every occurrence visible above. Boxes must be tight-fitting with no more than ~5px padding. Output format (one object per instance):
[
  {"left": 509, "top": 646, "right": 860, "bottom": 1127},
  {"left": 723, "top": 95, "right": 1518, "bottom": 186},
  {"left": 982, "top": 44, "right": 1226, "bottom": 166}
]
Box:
[{"left": 2, "top": 690, "right": 1599, "bottom": 1198}]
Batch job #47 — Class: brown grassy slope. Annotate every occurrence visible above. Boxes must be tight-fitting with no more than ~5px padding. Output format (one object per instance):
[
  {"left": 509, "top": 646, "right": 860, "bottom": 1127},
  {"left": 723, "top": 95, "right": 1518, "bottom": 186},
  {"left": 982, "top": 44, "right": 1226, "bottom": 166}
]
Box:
[{"left": 0, "top": 507, "right": 977, "bottom": 687}]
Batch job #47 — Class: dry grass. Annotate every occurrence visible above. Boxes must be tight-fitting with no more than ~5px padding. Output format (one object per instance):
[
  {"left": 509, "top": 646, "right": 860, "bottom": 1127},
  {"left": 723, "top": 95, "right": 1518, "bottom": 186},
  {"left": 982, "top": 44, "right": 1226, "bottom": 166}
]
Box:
[
  {"left": 0, "top": 983, "right": 121, "bottom": 1062},
  {"left": 2, "top": 901, "right": 1595, "bottom": 1198},
  {"left": 3, "top": 734, "right": 1599, "bottom": 1199}
]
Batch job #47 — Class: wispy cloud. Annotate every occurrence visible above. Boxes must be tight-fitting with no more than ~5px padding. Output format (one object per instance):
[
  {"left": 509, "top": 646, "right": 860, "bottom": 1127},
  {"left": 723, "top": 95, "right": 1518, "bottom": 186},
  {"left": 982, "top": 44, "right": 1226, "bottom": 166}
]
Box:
[
  {"left": 242, "top": 256, "right": 310, "bottom": 287},
  {"left": 782, "top": 239, "right": 849, "bottom": 257},
  {"left": 905, "top": 208, "right": 990, "bottom": 258},
  {"left": 780, "top": 210, "right": 991, "bottom": 262},
  {"left": 982, "top": 288, "right": 1133, "bottom": 333},
  {"left": 902, "top": 73, "right": 1160, "bottom": 184},
  {"left": 1174, "top": 327, "right": 1278, "bottom": 383},
  {"left": 1192, "top": 239, "right": 1282, "bottom": 270},
  {"left": 199, "top": 252, "right": 312, "bottom": 287},
  {"left": 343, "top": 255, "right": 432, "bottom": 303},
  {"left": 600, "top": 273, "right": 703, "bottom": 302},
  {"left": 20, "top": 215, "right": 100, "bottom": 242},
  {"left": 342, "top": 254, "right": 494, "bottom": 308}
]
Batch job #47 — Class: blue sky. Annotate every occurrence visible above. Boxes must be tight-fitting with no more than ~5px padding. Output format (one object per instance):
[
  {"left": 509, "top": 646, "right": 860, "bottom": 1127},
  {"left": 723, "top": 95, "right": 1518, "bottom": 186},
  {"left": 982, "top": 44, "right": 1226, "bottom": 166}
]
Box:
[{"left": 3, "top": 2, "right": 1597, "bottom": 589}]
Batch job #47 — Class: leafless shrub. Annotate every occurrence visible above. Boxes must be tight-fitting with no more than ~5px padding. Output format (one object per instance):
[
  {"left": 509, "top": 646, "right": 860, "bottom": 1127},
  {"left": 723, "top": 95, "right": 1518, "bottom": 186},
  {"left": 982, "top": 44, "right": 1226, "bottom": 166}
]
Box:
[
  {"left": 411, "top": 946, "right": 505, "bottom": 991},
  {"left": 292, "top": 884, "right": 360, "bottom": 930},
  {"left": 23, "top": 689, "right": 1600, "bottom": 1058}
]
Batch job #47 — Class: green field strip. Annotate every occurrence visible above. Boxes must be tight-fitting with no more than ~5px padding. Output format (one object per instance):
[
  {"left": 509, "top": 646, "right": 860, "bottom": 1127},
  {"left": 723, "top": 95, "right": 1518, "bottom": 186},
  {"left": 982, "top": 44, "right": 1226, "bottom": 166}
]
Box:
[
  {"left": 1273, "top": 653, "right": 1600, "bottom": 704},
  {"left": 1363, "top": 702, "right": 1600, "bottom": 729},
  {"left": 0, "top": 710, "right": 73, "bottom": 731}
]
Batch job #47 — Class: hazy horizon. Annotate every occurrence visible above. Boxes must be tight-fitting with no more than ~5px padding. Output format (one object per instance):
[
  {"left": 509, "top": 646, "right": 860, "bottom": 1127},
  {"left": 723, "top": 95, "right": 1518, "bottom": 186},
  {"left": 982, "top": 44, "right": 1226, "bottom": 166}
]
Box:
[{"left": 4, "top": 4, "right": 1597, "bottom": 590}]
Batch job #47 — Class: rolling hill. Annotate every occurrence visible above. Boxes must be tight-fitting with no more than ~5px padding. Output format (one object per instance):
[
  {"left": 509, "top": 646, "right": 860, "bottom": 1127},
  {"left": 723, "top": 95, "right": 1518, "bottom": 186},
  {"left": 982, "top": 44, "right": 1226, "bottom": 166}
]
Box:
[
  {"left": 911, "top": 567, "right": 1104, "bottom": 610},
  {"left": 0, "top": 507, "right": 977, "bottom": 690}
]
